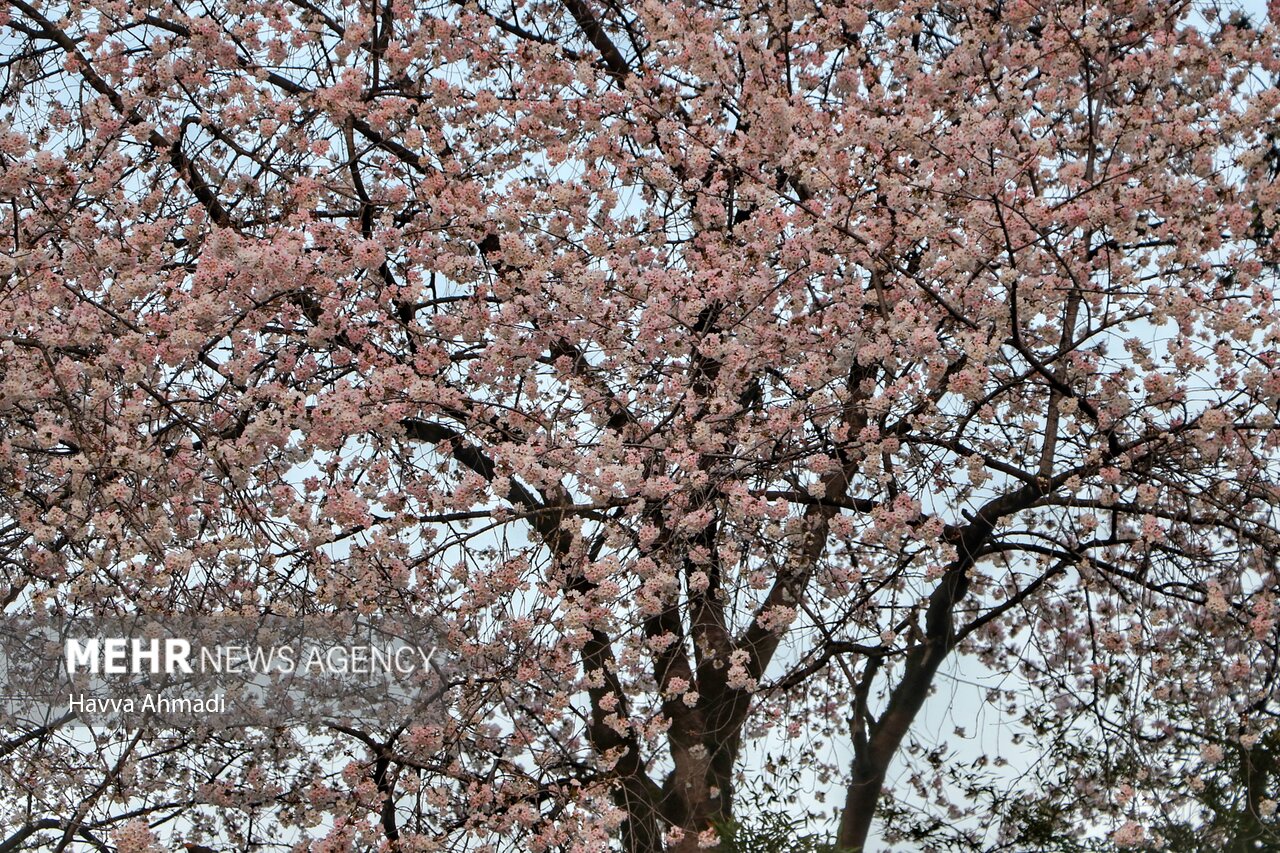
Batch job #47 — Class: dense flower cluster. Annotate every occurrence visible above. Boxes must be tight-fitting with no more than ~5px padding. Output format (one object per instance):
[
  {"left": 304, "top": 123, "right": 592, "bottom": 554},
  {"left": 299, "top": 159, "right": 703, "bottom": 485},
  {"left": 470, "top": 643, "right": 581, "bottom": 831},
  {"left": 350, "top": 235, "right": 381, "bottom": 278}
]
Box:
[{"left": 3, "top": 0, "right": 1280, "bottom": 850}]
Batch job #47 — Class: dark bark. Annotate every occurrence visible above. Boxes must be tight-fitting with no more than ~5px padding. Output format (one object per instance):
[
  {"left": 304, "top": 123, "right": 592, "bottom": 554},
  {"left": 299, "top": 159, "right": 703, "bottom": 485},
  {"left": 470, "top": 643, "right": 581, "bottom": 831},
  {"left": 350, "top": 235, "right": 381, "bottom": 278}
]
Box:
[
  {"left": 835, "top": 637, "right": 952, "bottom": 850},
  {"left": 835, "top": 484, "right": 1040, "bottom": 849}
]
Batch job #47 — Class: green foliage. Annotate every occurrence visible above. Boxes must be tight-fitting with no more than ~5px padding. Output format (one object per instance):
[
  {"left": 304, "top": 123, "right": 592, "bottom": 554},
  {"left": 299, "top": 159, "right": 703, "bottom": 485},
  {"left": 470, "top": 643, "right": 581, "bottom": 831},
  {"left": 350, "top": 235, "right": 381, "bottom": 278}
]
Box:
[{"left": 712, "top": 813, "right": 851, "bottom": 853}]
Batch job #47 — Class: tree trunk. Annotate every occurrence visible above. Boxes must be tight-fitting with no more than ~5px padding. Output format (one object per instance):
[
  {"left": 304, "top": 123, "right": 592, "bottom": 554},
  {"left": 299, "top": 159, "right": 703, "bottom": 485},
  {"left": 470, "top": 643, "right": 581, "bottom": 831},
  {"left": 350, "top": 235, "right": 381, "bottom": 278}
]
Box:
[
  {"left": 836, "top": 757, "right": 889, "bottom": 852},
  {"left": 835, "top": 637, "right": 955, "bottom": 851}
]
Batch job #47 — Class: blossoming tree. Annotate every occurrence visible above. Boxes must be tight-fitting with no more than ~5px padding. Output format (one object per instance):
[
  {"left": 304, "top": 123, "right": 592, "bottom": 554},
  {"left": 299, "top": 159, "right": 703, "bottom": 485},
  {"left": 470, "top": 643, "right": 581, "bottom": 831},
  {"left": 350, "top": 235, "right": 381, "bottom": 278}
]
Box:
[{"left": 3, "top": 0, "right": 1280, "bottom": 849}]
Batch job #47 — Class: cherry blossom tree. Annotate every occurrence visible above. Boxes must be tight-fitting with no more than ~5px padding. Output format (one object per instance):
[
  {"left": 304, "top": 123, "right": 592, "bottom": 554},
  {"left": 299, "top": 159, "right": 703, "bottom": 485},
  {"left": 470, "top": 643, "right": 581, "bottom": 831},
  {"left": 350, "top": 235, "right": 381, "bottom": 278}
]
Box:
[{"left": 3, "top": 0, "right": 1280, "bottom": 849}]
